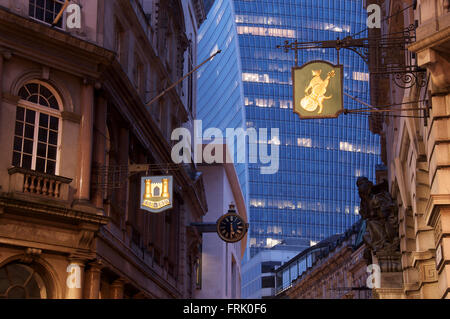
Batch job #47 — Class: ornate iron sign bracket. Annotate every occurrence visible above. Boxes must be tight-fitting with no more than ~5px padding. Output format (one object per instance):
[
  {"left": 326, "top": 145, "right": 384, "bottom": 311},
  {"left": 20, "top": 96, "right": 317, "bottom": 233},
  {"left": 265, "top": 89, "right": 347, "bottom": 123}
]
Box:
[{"left": 276, "top": 24, "right": 427, "bottom": 90}]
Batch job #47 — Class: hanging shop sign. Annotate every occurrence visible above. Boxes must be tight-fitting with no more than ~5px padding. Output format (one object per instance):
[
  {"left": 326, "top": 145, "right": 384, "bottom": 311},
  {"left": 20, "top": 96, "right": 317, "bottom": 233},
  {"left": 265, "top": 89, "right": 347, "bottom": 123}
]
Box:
[
  {"left": 292, "top": 60, "right": 343, "bottom": 119},
  {"left": 140, "top": 175, "right": 173, "bottom": 213}
]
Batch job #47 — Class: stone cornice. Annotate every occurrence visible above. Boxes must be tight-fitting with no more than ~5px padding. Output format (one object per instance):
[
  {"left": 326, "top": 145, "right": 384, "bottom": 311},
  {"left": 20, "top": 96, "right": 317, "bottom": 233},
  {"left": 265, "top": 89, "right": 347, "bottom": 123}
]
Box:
[
  {"left": 0, "top": 194, "right": 109, "bottom": 226},
  {"left": 425, "top": 194, "right": 450, "bottom": 227},
  {"left": 411, "top": 249, "right": 435, "bottom": 268},
  {"left": 97, "top": 227, "right": 182, "bottom": 298},
  {"left": 408, "top": 26, "right": 450, "bottom": 53},
  {"left": 0, "top": 6, "right": 115, "bottom": 78}
]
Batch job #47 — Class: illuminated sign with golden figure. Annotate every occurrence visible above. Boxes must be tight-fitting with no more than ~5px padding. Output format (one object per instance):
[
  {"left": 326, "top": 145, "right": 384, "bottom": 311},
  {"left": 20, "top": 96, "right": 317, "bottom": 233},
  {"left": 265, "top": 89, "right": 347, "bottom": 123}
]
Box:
[
  {"left": 140, "top": 176, "right": 173, "bottom": 213},
  {"left": 293, "top": 61, "right": 343, "bottom": 119}
]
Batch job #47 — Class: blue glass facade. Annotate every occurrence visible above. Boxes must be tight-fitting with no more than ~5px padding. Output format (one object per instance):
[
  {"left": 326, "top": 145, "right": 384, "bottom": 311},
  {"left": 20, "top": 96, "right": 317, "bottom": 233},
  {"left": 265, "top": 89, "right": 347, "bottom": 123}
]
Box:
[
  {"left": 197, "top": 0, "right": 249, "bottom": 208},
  {"left": 233, "top": 0, "right": 380, "bottom": 258},
  {"left": 198, "top": 0, "right": 380, "bottom": 262}
]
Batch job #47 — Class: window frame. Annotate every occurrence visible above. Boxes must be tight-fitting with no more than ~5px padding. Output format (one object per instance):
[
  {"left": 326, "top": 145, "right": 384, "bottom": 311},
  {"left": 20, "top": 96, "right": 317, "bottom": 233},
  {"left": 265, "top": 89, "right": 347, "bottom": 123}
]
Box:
[
  {"left": 28, "top": 0, "right": 66, "bottom": 29},
  {"left": 14, "top": 81, "right": 63, "bottom": 176}
]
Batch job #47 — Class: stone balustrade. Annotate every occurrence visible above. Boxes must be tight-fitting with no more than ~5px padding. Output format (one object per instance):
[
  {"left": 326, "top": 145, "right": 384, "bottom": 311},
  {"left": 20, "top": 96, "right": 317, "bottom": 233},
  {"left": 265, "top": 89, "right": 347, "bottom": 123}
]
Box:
[{"left": 8, "top": 167, "right": 72, "bottom": 200}]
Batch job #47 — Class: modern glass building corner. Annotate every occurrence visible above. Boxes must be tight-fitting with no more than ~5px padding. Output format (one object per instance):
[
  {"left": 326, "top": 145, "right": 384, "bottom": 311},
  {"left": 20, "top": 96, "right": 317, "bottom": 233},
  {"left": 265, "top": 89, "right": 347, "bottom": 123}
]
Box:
[{"left": 197, "top": 0, "right": 249, "bottom": 211}]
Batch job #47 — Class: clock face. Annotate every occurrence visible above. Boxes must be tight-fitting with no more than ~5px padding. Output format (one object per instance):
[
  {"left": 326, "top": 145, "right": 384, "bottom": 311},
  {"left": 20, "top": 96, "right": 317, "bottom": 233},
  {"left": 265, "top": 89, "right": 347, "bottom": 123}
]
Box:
[{"left": 216, "top": 213, "right": 248, "bottom": 243}]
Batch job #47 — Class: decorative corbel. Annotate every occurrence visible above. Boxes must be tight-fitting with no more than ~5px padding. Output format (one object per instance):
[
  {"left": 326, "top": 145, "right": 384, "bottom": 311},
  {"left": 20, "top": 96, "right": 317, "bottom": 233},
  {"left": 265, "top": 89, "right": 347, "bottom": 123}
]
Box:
[{"left": 20, "top": 248, "right": 42, "bottom": 264}]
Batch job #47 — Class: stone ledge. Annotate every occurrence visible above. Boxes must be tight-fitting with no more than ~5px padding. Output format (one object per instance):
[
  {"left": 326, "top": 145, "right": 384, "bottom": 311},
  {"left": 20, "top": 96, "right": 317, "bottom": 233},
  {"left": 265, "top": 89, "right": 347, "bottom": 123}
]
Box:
[
  {"left": 0, "top": 194, "right": 109, "bottom": 225},
  {"left": 425, "top": 194, "right": 450, "bottom": 227},
  {"left": 411, "top": 249, "right": 436, "bottom": 268},
  {"left": 409, "top": 25, "right": 450, "bottom": 54}
]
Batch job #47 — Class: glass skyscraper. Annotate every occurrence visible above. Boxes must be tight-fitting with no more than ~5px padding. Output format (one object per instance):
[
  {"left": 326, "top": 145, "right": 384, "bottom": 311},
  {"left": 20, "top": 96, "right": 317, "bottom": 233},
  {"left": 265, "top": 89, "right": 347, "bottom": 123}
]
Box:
[
  {"left": 198, "top": 0, "right": 380, "bottom": 261},
  {"left": 197, "top": 0, "right": 249, "bottom": 208}
]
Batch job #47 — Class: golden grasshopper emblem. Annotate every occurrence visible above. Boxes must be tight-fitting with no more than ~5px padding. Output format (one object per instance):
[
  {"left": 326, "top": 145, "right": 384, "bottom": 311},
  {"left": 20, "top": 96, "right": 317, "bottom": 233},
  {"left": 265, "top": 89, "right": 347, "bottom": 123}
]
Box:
[{"left": 300, "top": 69, "right": 335, "bottom": 114}]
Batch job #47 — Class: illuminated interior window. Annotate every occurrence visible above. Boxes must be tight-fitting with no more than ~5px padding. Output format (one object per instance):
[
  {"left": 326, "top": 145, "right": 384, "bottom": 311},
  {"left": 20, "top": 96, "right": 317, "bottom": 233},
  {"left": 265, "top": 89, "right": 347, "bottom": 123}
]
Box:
[
  {"left": 268, "top": 136, "right": 280, "bottom": 145},
  {"left": 353, "top": 71, "right": 370, "bottom": 81},
  {"left": 297, "top": 138, "right": 312, "bottom": 148},
  {"left": 340, "top": 141, "right": 377, "bottom": 154},
  {"left": 279, "top": 100, "right": 292, "bottom": 109},
  {"left": 237, "top": 26, "right": 296, "bottom": 38}
]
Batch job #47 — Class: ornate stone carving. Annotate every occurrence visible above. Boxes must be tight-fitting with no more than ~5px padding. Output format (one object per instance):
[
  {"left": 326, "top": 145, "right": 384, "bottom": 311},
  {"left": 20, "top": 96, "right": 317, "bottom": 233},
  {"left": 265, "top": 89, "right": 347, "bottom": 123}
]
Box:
[
  {"left": 78, "top": 229, "right": 95, "bottom": 250},
  {"left": 421, "top": 263, "right": 437, "bottom": 283},
  {"left": 434, "top": 216, "right": 442, "bottom": 246},
  {"left": 20, "top": 248, "right": 42, "bottom": 264},
  {"left": 357, "top": 177, "right": 400, "bottom": 256}
]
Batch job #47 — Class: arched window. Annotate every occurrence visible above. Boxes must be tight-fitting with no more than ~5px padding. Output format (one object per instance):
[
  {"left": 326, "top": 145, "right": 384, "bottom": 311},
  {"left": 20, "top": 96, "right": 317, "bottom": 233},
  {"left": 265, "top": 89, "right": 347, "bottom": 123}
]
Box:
[
  {"left": 12, "top": 81, "right": 62, "bottom": 175},
  {"left": 0, "top": 262, "right": 48, "bottom": 299}
]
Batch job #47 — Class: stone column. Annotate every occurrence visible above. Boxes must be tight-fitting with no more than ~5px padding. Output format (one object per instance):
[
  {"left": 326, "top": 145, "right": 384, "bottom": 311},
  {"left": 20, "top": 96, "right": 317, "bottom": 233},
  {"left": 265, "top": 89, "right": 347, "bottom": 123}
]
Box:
[
  {"left": 83, "top": 262, "right": 102, "bottom": 299},
  {"left": 92, "top": 95, "right": 107, "bottom": 209},
  {"left": 65, "top": 259, "right": 86, "bottom": 299},
  {"left": 119, "top": 127, "right": 129, "bottom": 226},
  {"left": 110, "top": 279, "right": 125, "bottom": 299},
  {"left": 0, "top": 52, "right": 3, "bottom": 108},
  {"left": 76, "top": 82, "right": 94, "bottom": 201}
]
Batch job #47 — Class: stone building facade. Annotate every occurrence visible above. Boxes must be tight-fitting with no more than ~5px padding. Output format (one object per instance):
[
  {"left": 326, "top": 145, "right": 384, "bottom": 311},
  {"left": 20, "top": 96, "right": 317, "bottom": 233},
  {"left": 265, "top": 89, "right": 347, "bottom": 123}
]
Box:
[
  {"left": 195, "top": 147, "right": 248, "bottom": 299},
  {"left": 275, "top": 221, "right": 371, "bottom": 299},
  {"left": 0, "top": 0, "right": 209, "bottom": 299},
  {"left": 367, "top": 0, "right": 450, "bottom": 298}
]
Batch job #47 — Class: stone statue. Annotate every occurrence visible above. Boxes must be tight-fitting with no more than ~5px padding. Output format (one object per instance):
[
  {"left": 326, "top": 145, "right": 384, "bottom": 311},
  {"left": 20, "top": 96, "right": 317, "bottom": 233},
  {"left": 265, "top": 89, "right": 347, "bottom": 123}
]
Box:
[{"left": 356, "top": 177, "right": 399, "bottom": 254}]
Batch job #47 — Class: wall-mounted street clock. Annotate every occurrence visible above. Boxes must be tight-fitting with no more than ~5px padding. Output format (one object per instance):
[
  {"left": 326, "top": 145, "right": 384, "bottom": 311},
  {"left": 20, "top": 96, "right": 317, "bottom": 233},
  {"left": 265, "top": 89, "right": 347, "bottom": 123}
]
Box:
[{"left": 216, "top": 204, "right": 249, "bottom": 243}]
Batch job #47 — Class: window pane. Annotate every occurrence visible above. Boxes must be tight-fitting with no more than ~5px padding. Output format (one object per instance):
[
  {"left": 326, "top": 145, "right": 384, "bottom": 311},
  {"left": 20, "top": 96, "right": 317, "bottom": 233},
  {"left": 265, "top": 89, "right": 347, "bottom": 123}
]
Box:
[
  {"left": 46, "top": 160, "right": 56, "bottom": 175},
  {"left": 13, "top": 137, "right": 22, "bottom": 152},
  {"left": 26, "top": 109, "right": 36, "bottom": 124},
  {"left": 37, "top": 143, "right": 47, "bottom": 157},
  {"left": 39, "top": 114, "right": 49, "bottom": 128},
  {"left": 36, "top": 0, "right": 45, "bottom": 9},
  {"left": 45, "top": 0, "right": 54, "bottom": 11},
  {"left": 18, "top": 87, "right": 29, "bottom": 100},
  {"left": 26, "top": 83, "right": 38, "bottom": 94},
  {"left": 25, "top": 124, "right": 35, "bottom": 139},
  {"left": 45, "top": 11, "right": 53, "bottom": 24},
  {"left": 49, "top": 117, "right": 59, "bottom": 130},
  {"left": 28, "top": 3, "right": 35, "bottom": 17},
  {"left": 12, "top": 152, "right": 21, "bottom": 167},
  {"left": 36, "top": 158, "right": 46, "bottom": 173},
  {"left": 38, "top": 128, "right": 47, "bottom": 142},
  {"left": 47, "top": 145, "right": 56, "bottom": 160},
  {"left": 25, "top": 275, "right": 41, "bottom": 298},
  {"left": 48, "top": 131, "right": 57, "bottom": 145},
  {"left": 15, "top": 122, "right": 24, "bottom": 136},
  {"left": 36, "top": 7, "right": 44, "bottom": 20},
  {"left": 22, "top": 155, "right": 32, "bottom": 169},
  {"left": 48, "top": 96, "right": 59, "bottom": 109},
  {"left": 39, "top": 96, "right": 49, "bottom": 108},
  {"left": 23, "top": 139, "right": 33, "bottom": 155},
  {"left": 16, "top": 107, "right": 25, "bottom": 121},
  {"left": 40, "top": 85, "right": 53, "bottom": 99},
  {"left": 7, "top": 264, "right": 30, "bottom": 285}
]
